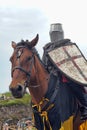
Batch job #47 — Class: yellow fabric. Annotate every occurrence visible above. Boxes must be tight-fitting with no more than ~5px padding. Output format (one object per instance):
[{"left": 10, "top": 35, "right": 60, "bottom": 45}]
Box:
[
  {"left": 32, "top": 97, "right": 87, "bottom": 130},
  {"left": 32, "top": 97, "right": 54, "bottom": 130},
  {"left": 60, "top": 116, "right": 73, "bottom": 130},
  {"left": 79, "top": 120, "right": 87, "bottom": 130},
  {"left": 32, "top": 97, "right": 49, "bottom": 112},
  {"left": 40, "top": 110, "right": 52, "bottom": 130},
  {"left": 32, "top": 98, "right": 74, "bottom": 130}
]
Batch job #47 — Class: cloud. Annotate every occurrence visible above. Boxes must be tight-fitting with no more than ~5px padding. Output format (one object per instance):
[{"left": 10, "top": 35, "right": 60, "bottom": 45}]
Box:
[
  {"left": 0, "top": 8, "right": 48, "bottom": 37},
  {"left": 0, "top": 7, "right": 49, "bottom": 53},
  {"left": 0, "top": 7, "right": 49, "bottom": 93}
]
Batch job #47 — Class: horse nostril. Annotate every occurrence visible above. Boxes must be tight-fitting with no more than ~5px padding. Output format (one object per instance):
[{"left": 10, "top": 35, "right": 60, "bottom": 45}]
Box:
[{"left": 17, "top": 85, "right": 22, "bottom": 91}]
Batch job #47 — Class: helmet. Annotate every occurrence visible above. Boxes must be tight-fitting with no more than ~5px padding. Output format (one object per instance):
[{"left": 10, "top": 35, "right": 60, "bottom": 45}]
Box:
[{"left": 49, "top": 23, "right": 64, "bottom": 42}]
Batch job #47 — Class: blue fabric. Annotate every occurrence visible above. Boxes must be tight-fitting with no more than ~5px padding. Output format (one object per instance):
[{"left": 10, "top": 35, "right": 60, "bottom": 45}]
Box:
[{"left": 66, "top": 80, "right": 87, "bottom": 106}]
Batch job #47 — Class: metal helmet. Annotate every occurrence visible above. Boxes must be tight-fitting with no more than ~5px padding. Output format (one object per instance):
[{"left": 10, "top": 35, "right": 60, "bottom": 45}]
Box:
[{"left": 49, "top": 23, "right": 64, "bottom": 42}]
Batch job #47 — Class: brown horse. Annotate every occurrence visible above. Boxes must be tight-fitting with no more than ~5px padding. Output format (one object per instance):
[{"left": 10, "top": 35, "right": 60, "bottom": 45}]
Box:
[{"left": 9, "top": 34, "right": 87, "bottom": 130}]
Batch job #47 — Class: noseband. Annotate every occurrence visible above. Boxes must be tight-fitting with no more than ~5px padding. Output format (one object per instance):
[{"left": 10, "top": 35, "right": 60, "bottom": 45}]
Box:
[{"left": 12, "top": 46, "right": 34, "bottom": 87}]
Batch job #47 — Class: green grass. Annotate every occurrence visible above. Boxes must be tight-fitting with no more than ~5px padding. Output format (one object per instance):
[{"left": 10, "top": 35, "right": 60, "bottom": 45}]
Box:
[
  {"left": 3, "top": 92, "right": 12, "bottom": 97},
  {"left": 0, "top": 92, "right": 31, "bottom": 107}
]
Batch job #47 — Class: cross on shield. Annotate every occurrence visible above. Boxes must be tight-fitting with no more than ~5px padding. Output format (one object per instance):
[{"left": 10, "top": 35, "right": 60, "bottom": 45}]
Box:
[{"left": 48, "top": 43, "right": 87, "bottom": 86}]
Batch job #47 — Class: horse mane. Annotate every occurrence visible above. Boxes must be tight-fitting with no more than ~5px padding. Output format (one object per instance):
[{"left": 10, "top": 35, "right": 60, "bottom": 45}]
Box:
[{"left": 17, "top": 39, "right": 31, "bottom": 48}]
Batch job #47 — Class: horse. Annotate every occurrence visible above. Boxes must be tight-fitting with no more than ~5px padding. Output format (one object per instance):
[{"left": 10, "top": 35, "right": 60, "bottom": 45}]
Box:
[{"left": 9, "top": 34, "right": 87, "bottom": 130}]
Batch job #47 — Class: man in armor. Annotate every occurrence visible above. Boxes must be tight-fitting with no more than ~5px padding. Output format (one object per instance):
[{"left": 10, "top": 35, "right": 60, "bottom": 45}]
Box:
[{"left": 42, "top": 23, "right": 87, "bottom": 120}]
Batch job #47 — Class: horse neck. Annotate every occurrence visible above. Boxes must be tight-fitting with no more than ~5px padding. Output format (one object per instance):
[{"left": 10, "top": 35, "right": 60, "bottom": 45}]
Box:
[{"left": 29, "top": 55, "right": 49, "bottom": 104}]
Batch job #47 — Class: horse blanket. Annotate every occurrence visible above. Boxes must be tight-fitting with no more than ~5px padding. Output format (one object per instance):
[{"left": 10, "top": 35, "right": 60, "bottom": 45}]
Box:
[{"left": 32, "top": 74, "right": 77, "bottom": 130}]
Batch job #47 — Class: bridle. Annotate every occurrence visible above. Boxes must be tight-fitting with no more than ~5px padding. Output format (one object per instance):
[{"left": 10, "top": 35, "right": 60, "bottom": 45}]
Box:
[{"left": 11, "top": 46, "right": 34, "bottom": 87}]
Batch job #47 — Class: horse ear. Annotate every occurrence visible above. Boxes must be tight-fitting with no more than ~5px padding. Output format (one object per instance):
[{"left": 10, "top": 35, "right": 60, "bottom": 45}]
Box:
[
  {"left": 12, "top": 41, "right": 16, "bottom": 49},
  {"left": 30, "top": 34, "right": 39, "bottom": 47}
]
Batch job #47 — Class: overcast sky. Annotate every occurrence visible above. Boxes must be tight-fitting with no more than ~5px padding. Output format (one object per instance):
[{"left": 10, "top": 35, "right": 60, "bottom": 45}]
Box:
[{"left": 0, "top": 0, "right": 87, "bottom": 93}]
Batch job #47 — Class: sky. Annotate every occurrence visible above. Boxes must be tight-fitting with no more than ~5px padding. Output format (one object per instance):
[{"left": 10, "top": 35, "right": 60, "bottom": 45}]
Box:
[{"left": 0, "top": 0, "right": 87, "bottom": 93}]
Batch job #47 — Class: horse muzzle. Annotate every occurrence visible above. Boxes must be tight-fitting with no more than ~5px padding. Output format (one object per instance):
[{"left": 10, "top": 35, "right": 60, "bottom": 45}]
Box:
[{"left": 9, "top": 83, "right": 26, "bottom": 98}]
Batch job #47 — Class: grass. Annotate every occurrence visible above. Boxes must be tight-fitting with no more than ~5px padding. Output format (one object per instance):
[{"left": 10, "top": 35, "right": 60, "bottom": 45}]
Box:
[{"left": 0, "top": 92, "right": 31, "bottom": 107}]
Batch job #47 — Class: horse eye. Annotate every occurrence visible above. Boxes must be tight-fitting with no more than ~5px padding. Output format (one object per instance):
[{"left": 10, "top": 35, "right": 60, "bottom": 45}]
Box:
[{"left": 27, "top": 56, "right": 32, "bottom": 61}]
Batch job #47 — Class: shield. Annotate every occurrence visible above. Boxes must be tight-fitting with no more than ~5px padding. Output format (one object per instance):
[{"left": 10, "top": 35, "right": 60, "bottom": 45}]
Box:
[{"left": 48, "top": 43, "right": 87, "bottom": 86}]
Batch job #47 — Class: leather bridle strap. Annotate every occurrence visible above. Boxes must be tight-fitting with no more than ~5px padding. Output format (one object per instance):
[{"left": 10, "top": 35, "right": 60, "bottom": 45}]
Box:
[
  {"left": 11, "top": 54, "right": 34, "bottom": 81},
  {"left": 12, "top": 66, "right": 31, "bottom": 77}
]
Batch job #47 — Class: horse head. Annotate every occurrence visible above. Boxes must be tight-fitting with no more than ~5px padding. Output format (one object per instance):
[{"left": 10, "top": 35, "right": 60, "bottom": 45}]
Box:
[
  {"left": 9, "top": 34, "right": 49, "bottom": 102},
  {"left": 9, "top": 34, "right": 39, "bottom": 98}
]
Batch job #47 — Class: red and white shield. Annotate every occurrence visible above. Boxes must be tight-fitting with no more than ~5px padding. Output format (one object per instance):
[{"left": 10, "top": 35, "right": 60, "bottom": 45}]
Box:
[{"left": 48, "top": 43, "right": 87, "bottom": 86}]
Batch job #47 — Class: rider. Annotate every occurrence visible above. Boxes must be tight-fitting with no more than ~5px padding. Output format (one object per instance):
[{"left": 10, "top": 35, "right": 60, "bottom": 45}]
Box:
[{"left": 42, "top": 23, "right": 87, "bottom": 120}]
